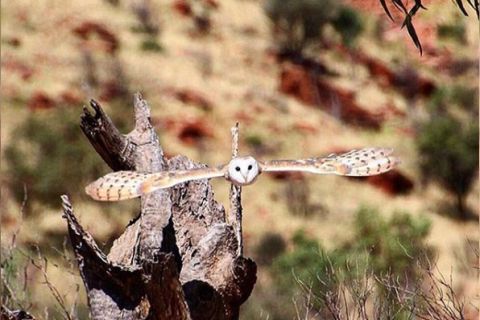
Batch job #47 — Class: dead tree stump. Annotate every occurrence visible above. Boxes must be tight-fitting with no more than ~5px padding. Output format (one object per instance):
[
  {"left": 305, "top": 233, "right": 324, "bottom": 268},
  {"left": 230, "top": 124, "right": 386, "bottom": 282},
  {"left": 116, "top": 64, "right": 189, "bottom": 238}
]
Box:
[{"left": 61, "top": 93, "right": 256, "bottom": 319}]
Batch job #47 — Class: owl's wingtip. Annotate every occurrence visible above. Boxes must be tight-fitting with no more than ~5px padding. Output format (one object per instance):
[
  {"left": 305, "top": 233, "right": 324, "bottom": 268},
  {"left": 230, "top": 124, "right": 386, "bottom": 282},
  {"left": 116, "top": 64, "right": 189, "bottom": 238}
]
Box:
[
  {"left": 392, "top": 157, "right": 402, "bottom": 167},
  {"left": 84, "top": 184, "right": 92, "bottom": 196},
  {"left": 84, "top": 179, "right": 101, "bottom": 200}
]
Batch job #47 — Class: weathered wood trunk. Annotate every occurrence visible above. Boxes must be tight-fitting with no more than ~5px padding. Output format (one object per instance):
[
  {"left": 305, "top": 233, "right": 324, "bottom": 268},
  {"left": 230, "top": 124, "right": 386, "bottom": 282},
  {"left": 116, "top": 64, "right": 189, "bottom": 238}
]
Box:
[{"left": 61, "top": 94, "right": 256, "bottom": 319}]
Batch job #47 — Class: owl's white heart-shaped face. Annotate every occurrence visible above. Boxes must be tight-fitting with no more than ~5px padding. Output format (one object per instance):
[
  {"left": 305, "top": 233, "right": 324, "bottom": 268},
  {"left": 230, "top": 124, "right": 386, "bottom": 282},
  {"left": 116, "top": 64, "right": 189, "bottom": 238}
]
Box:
[{"left": 227, "top": 156, "right": 260, "bottom": 185}]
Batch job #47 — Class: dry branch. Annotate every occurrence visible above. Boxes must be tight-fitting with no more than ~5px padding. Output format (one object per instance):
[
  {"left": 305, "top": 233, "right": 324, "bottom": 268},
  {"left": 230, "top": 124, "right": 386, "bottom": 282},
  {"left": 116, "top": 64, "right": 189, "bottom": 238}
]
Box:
[
  {"left": 62, "top": 94, "right": 256, "bottom": 319},
  {"left": 1, "top": 306, "right": 35, "bottom": 320},
  {"left": 229, "top": 123, "right": 243, "bottom": 257}
]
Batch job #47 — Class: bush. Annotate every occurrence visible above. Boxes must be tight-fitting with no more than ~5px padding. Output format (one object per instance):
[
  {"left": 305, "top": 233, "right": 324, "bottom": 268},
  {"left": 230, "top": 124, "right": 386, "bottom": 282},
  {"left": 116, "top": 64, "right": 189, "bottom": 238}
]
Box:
[
  {"left": 428, "top": 86, "right": 478, "bottom": 114},
  {"left": 332, "top": 6, "right": 364, "bottom": 47},
  {"left": 437, "top": 22, "right": 466, "bottom": 43},
  {"left": 269, "top": 208, "right": 433, "bottom": 317},
  {"left": 265, "top": 0, "right": 364, "bottom": 54},
  {"left": 254, "top": 232, "right": 286, "bottom": 265},
  {"left": 4, "top": 107, "right": 104, "bottom": 208},
  {"left": 1, "top": 247, "right": 31, "bottom": 309},
  {"left": 285, "top": 180, "right": 311, "bottom": 217},
  {"left": 341, "top": 210, "right": 431, "bottom": 319},
  {"left": 271, "top": 230, "right": 340, "bottom": 317},
  {"left": 244, "top": 134, "right": 263, "bottom": 150},
  {"left": 417, "top": 115, "right": 479, "bottom": 218},
  {"left": 449, "top": 86, "right": 478, "bottom": 112},
  {"left": 343, "top": 207, "right": 432, "bottom": 280},
  {"left": 264, "top": 0, "right": 339, "bottom": 54},
  {"left": 140, "top": 38, "right": 163, "bottom": 52}
]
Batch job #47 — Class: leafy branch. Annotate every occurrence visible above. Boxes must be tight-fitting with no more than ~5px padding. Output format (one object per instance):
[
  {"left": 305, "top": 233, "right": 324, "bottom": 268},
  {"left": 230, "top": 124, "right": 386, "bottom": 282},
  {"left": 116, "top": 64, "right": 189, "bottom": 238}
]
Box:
[{"left": 379, "top": 0, "right": 479, "bottom": 54}]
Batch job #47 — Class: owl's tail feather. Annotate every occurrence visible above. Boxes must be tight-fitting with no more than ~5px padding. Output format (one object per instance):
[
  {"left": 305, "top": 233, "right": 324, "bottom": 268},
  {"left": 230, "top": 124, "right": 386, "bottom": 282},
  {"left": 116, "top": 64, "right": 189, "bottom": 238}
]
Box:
[{"left": 85, "top": 171, "right": 151, "bottom": 201}]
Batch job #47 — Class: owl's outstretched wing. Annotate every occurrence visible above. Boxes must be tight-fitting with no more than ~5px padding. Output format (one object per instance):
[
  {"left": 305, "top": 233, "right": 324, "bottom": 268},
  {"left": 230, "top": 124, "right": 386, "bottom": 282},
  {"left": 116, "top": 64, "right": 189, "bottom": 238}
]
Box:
[
  {"left": 85, "top": 166, "right": 227, "bottom": 201},
  {"left": 260, "top": 148, "right": 399, "bottom": 176}
]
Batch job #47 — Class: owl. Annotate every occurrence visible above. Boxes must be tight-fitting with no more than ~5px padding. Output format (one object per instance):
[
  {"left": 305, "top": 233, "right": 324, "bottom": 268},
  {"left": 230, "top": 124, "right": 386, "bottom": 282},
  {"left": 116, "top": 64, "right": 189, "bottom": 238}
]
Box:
[{"left": 85, "top": 148, "right": 399, "bottom": 201}]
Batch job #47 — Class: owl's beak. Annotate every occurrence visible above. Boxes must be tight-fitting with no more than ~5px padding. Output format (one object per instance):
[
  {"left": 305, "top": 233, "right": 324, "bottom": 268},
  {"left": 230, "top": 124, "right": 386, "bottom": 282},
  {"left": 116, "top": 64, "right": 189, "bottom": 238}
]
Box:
[{"left": 241, "top": 173, "right": 248, "bottom": 183}]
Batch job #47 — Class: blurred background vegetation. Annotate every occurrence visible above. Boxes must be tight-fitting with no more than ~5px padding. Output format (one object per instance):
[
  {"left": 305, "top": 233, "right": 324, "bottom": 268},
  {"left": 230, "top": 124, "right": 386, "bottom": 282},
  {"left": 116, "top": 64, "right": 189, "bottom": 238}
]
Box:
[{"left": 1, "top": 0, "right": 478, "bottom": 319}]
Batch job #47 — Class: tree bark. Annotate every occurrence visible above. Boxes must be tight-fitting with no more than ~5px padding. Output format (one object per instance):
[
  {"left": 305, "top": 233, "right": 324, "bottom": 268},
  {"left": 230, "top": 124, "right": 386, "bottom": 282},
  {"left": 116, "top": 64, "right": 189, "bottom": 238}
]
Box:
[{"left": 62, "top": 94, "right": 256, "bottom": 319}]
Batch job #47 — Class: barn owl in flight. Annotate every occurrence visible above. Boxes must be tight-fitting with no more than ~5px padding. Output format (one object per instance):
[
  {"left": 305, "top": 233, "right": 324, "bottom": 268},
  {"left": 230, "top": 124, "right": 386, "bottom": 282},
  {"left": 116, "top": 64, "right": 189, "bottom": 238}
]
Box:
[{"left": 85, "top": 148, "right": 399, "bottom": 201}]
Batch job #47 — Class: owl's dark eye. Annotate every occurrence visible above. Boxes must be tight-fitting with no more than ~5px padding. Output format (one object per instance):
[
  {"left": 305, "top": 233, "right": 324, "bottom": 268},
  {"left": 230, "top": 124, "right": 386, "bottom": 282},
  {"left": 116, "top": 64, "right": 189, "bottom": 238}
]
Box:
[
  {"left": 235, "top": 166, "right": 241, "bottom": 172},
  {"left": 247, "top": 165, "right": 253, "bottom": 170}
]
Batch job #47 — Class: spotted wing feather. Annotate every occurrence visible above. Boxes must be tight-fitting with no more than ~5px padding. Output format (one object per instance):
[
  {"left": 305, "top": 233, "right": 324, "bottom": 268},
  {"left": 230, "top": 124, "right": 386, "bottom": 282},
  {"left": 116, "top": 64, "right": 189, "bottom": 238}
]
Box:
[
  {"left": 329, "top": 148, "right": 399, "bottom": 176},
  {"left": 85, "top": 166, "right": 226, "bottom": 201},
  {"left": 85, "top": 171, "right": 151, "bottom": 201},
  {"left": 260, "top": 148, "right": 399, "bottom": 176}
]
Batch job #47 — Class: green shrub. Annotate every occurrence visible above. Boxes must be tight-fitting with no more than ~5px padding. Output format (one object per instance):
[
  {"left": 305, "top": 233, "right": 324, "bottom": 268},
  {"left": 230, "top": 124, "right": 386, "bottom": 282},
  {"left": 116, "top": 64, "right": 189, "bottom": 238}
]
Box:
[
  {"left": 437, "top": 22, "right": 466, "bottom": 43},
  {"left": 244, "top": 134, "right": 263, "bottom": 149},
  {"left": 268, "top": 208, "right": 432, "bottom": 317},
  {"left": 0, "top": 247, "right": 31, "bottom": 308},
  {"left": 4, "top": 107, "right": 104, "bottom": 208},
  {"left": 417, "top": 115, "right": 479, "bottom": 218},
  {"left": 271, "top": 230, "right": 340, "bottom": 316},
  {"left": 332, "top": 6, "right": 364, "bottom": 47},
  {"left": 264, "top": 0, "right": 339, "bottom": 53},
  {"left": 254, "top": 232, "right": 286, "bottom": 265},
  {"left": 344, "top": 207, "right": 432, "bottom": 279},
  {"left": 265, "top": 0, "right": 364, "bottom": 53},
  {"left": 140, "top": 38, "right": 163, "bottom": 52},
  {"left": 428, "top": 86, "right": 478, "bottom": 114},
  {"left": 449, "top": 86, "right": 478, "bottom": 112}
]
